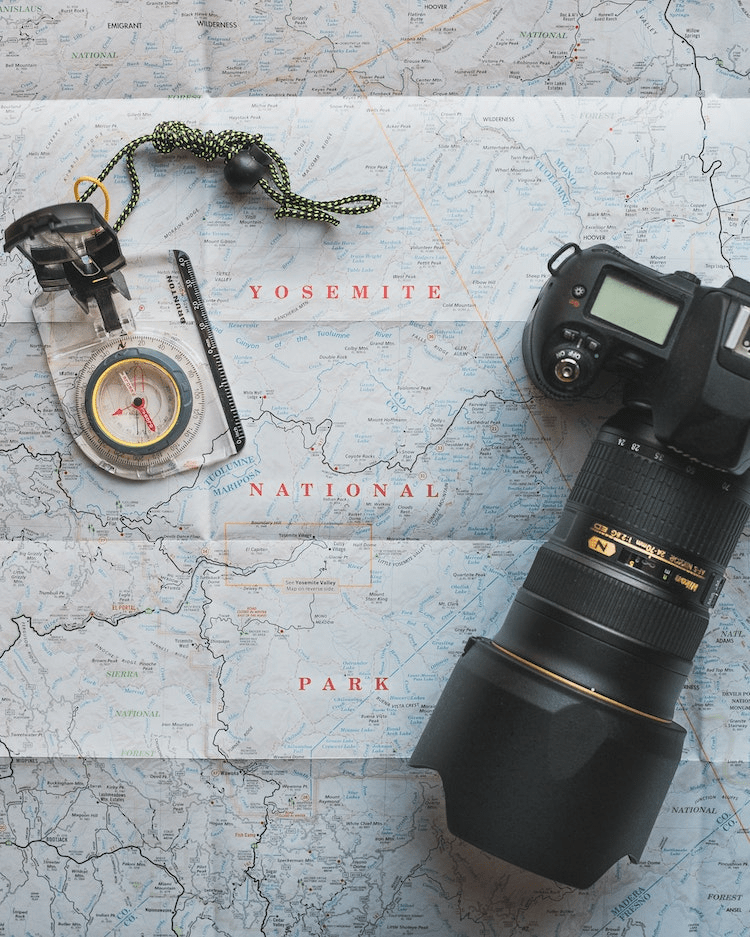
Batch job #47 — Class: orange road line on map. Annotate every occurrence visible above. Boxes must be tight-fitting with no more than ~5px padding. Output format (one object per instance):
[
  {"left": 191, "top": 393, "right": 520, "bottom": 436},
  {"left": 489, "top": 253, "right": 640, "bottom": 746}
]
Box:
[
  {"left": 346, "top": 0, "right": 570, "bottom": 487},
  {"left": 679, "top": 702, "right": 750, "bottom": 844},
  {"left": 348, "top": 65, "right": 571, "bottom": 490},
  {"left": 348, "top": 0, "right": 497, "bottom": 72},
  {"left": 349, "top": 78, "right": 493, "bottom": 339}
]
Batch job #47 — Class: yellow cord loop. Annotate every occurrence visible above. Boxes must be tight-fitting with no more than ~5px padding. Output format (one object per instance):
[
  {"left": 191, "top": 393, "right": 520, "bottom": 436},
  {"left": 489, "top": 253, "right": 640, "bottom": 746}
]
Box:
[{"left": 73, "top": 176, "right": 111, "bottom": 222}]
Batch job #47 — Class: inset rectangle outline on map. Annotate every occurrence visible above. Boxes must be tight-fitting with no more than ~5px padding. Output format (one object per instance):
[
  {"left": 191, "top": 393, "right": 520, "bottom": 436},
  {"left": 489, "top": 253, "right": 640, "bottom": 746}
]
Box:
[{"left": 223, "top": 522, "right": 374, "bottom": 591}]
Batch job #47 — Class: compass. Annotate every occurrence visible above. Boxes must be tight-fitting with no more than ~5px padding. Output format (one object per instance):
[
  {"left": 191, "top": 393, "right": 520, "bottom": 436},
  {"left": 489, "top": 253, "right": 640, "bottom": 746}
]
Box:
[
  {"left": 84, "top": 346, "right": 193, "bottom": 455},
  {"left": 5, "top": 205, "right": 244, "bottom": 478}
]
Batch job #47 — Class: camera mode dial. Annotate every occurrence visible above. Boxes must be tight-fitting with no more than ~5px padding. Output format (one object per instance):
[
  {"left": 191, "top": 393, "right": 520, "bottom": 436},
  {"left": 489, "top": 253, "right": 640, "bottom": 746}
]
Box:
[{"left": 543, "top": 328, "right": 601, "bottom": 396}]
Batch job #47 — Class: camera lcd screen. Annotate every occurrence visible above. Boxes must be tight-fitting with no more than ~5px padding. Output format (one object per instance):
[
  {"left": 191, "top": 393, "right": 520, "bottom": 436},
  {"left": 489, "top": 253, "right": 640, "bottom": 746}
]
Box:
[{"left": 589, "top": 272, "right": 681, "bottom": 345}]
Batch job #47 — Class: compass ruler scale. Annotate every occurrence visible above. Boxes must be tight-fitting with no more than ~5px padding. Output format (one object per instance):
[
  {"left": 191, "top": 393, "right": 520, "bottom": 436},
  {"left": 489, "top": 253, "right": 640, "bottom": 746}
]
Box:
[{"left": 173, "top": 249, "right": 245, "bottom": 454}]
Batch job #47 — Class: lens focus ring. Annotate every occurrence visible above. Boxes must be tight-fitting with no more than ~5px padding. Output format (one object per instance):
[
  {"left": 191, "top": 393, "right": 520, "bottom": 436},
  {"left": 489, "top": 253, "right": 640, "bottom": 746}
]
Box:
[
  {"left": 571, "top": 433, "right": 750, "bottom": 569},
  {"left": 523, "top": 410, "right": 750, "bottom": 664},
  {"left": 523, "top": 546, "right": 707, "bottom": 660}
]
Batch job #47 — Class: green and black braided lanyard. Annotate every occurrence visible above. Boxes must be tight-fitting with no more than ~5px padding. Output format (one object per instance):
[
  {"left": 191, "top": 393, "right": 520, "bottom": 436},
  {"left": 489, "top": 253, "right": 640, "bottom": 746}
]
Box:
[{"left": 77, "top": 120, "right": 382, "bottom": 231}]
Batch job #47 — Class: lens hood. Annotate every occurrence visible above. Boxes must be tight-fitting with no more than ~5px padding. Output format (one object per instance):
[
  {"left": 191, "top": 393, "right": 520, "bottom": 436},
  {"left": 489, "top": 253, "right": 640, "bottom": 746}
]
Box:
[{"left": 410, "top": 636, "right": 685, "bottom": 888}]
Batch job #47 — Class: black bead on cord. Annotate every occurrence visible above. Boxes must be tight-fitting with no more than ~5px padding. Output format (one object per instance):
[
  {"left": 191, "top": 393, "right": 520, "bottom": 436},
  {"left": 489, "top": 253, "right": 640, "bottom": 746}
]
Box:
[{"left": 77, "top": 120, "right": 382, "bottom": 231}]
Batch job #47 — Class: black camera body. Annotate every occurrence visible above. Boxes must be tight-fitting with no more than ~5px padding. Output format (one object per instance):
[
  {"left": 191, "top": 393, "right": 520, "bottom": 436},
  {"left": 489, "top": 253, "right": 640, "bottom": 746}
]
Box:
[
  {"left": 411, "top": 242, "right": 750, "bottom": 888},
  {"left": 524, "top": 241, "right": 750, "bottom": 473}
]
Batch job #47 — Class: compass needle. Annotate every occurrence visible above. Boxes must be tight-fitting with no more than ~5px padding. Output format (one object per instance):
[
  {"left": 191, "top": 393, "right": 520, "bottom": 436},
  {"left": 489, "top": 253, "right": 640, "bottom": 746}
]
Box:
[
  {"left": 7, "top": 204, "right": 249, "bottom": 479},
  {"left": 119, "top": 371, "right": 137, "bottom": 395},
  {"left": 76, "top": 250, "right": 243, "bottom": 475},
  {"left": 134, "top": 400, "right": 157, "bottom": 433}
]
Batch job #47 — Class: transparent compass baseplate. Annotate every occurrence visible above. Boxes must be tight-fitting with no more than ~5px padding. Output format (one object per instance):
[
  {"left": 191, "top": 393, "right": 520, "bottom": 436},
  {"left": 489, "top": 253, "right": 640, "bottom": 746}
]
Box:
[{"left": 30, "top": 250, "right": 241, "bottom": 481}]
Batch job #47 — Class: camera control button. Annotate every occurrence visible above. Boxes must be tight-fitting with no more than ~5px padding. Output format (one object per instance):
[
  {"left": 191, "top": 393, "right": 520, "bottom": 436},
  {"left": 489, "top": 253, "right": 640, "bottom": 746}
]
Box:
[
  {"left": 572, "top": 284, "right": 587, "bottom": 299},
  {"left": 585, "top": 337, "right": 601, "bottom": 354},
  {"left": 554, "top": 357, "right": 581, "bottom": 383},
  {"left": 544, "top": 340, "right": 599, "bottom": 395},
  {"left": 562, "top": 328, "right": 580, "bottom": 342}
]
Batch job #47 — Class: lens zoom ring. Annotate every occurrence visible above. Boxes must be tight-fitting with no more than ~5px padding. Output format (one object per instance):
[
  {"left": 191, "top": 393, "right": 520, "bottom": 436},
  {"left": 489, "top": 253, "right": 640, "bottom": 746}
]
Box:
[
  {"left": 524, "top": 547, "right": 707, "bottom": 660},
  {"left": 571, "top": 439, "right": 750, "bottom": 568}
]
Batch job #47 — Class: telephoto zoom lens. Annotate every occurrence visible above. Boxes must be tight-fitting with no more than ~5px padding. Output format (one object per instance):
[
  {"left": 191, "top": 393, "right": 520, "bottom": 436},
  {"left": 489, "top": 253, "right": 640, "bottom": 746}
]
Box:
[{"left": 411, "top": 407, "right": 750, "bottom": 887}]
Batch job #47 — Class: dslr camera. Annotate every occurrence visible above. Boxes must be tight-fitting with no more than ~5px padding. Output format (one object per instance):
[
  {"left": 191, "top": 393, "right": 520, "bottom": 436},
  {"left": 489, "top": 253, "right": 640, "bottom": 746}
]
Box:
[{"left": 411, "top": 242, "right": 750, "bottom": 887}]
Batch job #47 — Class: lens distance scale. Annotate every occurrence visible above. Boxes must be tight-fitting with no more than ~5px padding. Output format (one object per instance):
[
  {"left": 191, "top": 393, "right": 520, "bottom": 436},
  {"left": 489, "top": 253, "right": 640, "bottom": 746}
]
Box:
[{"left": 30, "top": 248, "right": 244, "bottom": 480}]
